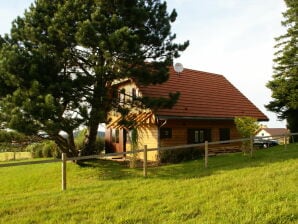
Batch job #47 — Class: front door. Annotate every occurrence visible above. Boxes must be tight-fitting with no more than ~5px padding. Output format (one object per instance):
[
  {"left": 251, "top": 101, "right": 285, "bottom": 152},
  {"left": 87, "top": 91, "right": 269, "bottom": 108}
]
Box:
[{"left": 107, "top": 129, "right": 126, "bottom": 153}]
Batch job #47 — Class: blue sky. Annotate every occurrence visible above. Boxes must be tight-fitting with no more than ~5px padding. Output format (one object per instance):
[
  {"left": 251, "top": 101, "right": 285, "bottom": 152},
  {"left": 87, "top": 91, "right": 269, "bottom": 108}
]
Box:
[{"left": 0, "top": 0, "right": 287, "bottom": 128}]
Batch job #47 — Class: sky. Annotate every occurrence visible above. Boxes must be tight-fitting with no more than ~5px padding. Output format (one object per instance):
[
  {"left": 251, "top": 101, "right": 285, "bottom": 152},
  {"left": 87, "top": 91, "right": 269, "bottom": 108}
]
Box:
[{"left": 0, "top": 0, "right": 288, "bottom": 128}]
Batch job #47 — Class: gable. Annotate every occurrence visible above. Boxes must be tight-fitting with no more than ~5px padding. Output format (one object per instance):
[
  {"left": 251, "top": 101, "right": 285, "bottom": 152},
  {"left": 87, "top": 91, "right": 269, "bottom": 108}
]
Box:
[{"left": 255, "top": 129, "right": 271, "bottom": 137}]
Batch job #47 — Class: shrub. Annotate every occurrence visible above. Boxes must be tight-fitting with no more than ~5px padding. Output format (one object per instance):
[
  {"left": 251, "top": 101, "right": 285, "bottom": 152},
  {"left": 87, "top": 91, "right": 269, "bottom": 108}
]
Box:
[
  {"left": 75, "top": 129, "right": 88, "bottom": 152},
  {"left": 159, "top": 147, "right": 204, "bottom": 164},
  {"left": 104, "top": 140, "right": 114, "bottom": 153},
  {"left": 51, "top": 144, "right": 61, "bottom": 159},
  {"left": 75, "top": 129, "right": 105, "bottom": 154},
  {"left": 42, "top": 142, "right": 53, "bottom": 158},
  {"left": 234, "top": 116, "right": 259, "bottom": 154},
  {"left": 26, "top": 143, "right": 43, "bottom": 158},
  {"left": 25, "top": 140, "right": 60, "bottom": 158},
  {"left": 94, "top": 137, "right": 104, "bottom": 153}
]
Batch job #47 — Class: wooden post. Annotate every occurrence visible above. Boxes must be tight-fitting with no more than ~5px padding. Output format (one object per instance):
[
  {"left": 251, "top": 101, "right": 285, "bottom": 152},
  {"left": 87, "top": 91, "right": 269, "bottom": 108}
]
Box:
[
  {"left": 284, "top": 133, "right": 287, "bottom": 150},
  {"left": 12, "top": 141, "right": 16, "bottom": 161},
  {"left": 143, "top": 145, "right": 147, "bottom": 177},
  {"left": 204, "top": 141, "right": 208, "bottom": 168},
  {"left": 62, "top": 153, "right": 67, "bottom": 191},
  {"left": 250, "top": 135, "right": 253, "bottom": 157}
]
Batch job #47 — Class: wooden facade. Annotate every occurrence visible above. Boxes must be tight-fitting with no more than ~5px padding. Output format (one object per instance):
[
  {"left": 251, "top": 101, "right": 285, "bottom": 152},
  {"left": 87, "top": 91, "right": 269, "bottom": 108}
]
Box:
[
  {"left": 159, "top": 119, "right": 240, "bottom": 147},
  {"left": 105, "top": 123, "right": 159, "bottom": 161},
  {"left": 105, "top": 117, "right": 242, "bottom": 161}
]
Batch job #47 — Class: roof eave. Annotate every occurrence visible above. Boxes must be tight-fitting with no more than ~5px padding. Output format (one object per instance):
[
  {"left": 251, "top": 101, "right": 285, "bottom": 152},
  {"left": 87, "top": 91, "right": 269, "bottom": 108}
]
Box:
[{"left": 157, "top": 115, "right": 269, "bottom": 122}]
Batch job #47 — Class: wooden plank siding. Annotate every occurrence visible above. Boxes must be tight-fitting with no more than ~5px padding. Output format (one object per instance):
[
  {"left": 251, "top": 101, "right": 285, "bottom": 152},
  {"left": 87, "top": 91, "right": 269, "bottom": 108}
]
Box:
[
  {"left": 106, "top": 119, "right": 242, "bottom": 161},
  {"left": 159, "top": 119, "right": 241, "bottom": 147},
  {"left": 125, "top": 124, "right": 159, "bottom": 161}
]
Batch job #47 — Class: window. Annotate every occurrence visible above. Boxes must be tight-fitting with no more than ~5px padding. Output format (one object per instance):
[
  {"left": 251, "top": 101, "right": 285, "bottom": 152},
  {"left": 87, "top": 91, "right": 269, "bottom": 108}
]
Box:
[
  {"left": 160, "top": 128, "right": 172, "bottom": 139},
  {"left": 219, "top": 128, "right": 230, "bottom": 141},
  {"left": 188, "top": 129, "right": 211, "bottom": 143}
]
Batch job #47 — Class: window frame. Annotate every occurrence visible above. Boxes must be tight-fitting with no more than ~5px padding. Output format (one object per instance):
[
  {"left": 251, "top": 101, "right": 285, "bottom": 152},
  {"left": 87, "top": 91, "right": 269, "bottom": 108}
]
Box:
[
  {"left": 219, "top": 128, "right": 230, "bottom": 141},
  {"left": 187, "top": 128, "right": 211, "bottom": 143},
  {"left": 160, "top": 128, "right": 172, "bottom": 139}
]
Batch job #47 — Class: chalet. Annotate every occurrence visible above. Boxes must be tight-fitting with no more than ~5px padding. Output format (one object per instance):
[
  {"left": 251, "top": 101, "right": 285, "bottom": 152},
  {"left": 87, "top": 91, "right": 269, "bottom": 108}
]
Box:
[{"left": 105, "top": 67, "right": 268, "bottom": 161}]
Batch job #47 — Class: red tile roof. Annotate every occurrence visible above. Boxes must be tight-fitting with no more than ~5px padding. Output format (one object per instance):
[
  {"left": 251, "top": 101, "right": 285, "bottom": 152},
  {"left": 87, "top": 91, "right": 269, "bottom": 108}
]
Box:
[{"left": 138, "top": 67, "right": 269, "bottom": 121}]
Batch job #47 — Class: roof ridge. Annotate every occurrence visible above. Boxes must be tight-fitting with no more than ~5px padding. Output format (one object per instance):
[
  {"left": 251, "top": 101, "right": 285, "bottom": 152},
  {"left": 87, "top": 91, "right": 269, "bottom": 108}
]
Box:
[{"left": 173, "top": 67, "right": 224, "bottom": 77}]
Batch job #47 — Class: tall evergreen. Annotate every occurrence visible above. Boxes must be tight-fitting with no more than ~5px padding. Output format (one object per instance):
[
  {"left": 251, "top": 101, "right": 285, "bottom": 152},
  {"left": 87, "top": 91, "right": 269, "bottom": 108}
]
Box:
[
  {"left": 266, "top": 0, "right": 298, "bottom": 134},
  {"left": 0, "top": 0, "right": 189, "bottom": 156}
]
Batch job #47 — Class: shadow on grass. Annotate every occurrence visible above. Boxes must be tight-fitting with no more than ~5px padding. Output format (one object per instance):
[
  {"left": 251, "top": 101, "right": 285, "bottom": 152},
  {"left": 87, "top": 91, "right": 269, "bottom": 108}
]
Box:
[
  {"left": 76, "top": 144, "right": 298, "bottom": 181},
  {"left": 152, "top": 143, "right": 298, "bottom": 180},
  {"left": 77, "top": 159, "right": 142, "bottom": 180}
]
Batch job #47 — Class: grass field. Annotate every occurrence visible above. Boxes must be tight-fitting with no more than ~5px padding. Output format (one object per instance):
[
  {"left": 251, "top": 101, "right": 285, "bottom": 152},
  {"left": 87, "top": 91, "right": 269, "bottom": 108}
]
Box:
[{"left": 0, "top": 144, "right": 297, "bottom": 224}]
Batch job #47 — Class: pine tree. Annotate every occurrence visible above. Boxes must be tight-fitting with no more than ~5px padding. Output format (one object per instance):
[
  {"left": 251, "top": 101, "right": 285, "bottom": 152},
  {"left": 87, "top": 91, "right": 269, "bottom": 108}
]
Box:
[
  {"left": 0, "top": 0, "right": 189, "bottom": 156},
  {"left": 266, "top": 0, "right": 298, "bottom": 134}
]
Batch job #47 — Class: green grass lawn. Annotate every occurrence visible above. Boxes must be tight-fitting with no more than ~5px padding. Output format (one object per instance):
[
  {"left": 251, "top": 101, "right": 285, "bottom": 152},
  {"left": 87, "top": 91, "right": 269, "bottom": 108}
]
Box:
[{"left": 0, "top": 144, "right": 297, "bottom": 224}]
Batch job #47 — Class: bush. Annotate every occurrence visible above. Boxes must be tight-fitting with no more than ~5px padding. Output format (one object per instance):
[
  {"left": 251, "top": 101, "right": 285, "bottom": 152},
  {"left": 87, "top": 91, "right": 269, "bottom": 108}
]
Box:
[
  {"left": 42, "top": 142, "right": 53, "bottom": 158},
  {"left": 75, "top": 129, "right": 88, "bottom": 152},
  {"left": 26, "top": 143, "right": 43, "bottom": 158},
  {"left": 25, "top": 140, "right": 60, "bottom": 158},
  {"left": 94, "top": 137, "right": 104, "bottom": 153},
  {"left": 51, "top": 144, "right": 61, "bottom": 158},
  {"left": 104, "top": 140, "right": 114, "bottom": 153},
  {"left": 159, "top": 147, "right": 204, "bottom": 163},
  {"left": 75, "top": 129, "right": 105, "bottom": 154}
]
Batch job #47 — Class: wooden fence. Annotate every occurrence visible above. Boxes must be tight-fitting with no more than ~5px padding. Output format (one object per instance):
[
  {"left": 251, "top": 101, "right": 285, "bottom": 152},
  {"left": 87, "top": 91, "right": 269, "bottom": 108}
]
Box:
[{"left": 1, "top": 133, "right": 297, "bottom": 191}]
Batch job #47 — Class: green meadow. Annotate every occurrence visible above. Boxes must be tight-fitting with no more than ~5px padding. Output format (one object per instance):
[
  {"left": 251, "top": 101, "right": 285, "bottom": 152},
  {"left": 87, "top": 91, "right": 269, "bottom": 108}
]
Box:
[{"left": 0, "top": 144, "right": 297, "bottom": 224}]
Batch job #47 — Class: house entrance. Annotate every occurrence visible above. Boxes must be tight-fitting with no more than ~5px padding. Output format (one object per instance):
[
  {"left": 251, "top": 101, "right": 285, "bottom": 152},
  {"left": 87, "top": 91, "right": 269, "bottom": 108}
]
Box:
[{"left": 109, "top": 129, "right": 126, "bottom": 153}]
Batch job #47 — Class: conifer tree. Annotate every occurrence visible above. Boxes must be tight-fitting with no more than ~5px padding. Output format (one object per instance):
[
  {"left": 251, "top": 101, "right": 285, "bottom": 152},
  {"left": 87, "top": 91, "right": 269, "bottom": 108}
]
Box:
[
  {"left": 0, "top": 0, "right": 189, "bottom": 156},
  {"left": 266, "top": 0, "right": 298, "bottom": 135}
]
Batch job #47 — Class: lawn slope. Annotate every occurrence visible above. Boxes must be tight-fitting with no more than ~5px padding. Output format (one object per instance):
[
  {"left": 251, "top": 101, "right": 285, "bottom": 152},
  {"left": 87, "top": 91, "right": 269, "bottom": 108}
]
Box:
[{"left": 0, "top": 144, "right": 297, "bottom": 224}]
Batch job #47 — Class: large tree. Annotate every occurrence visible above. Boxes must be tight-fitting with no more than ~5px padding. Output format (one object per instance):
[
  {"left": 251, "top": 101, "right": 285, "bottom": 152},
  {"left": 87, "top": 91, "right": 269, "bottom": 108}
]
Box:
[
  {"left": 0, "top": 0, "right": 189, "bottom": 156},
  {"left": 266, "top": 0, "right": 298, "bottom": 134}
]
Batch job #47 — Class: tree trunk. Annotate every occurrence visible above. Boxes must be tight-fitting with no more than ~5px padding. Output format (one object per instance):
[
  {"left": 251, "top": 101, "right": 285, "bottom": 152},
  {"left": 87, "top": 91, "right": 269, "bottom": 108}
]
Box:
[
  {"left": 53, "top": 136, "right": 69, "bottom": 156},
  {"left": 53, "top": 134, "right": 77, "bottom": 157},
  {"left": 83, "top": 60, "right": 109, "bottom": 156},
  {"left": 84, "top": 120, "right": 100, "bottom": 155},
  {"left": 83, "top": 81, "right": 103, "bottom": 156},
  {"left": 67, "top": 131, "right": 77, "bottom": 157}
]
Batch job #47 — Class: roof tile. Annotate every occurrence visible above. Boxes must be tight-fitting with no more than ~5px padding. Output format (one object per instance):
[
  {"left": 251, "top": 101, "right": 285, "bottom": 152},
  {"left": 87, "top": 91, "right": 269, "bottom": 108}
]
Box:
[{"left": 138, "top": 67, "right": 268, "bottom": 121}]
